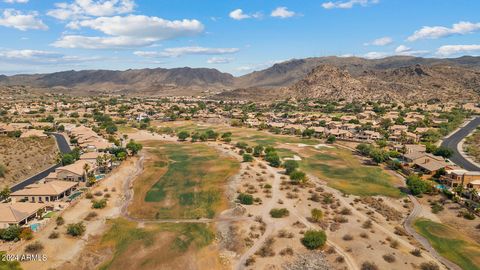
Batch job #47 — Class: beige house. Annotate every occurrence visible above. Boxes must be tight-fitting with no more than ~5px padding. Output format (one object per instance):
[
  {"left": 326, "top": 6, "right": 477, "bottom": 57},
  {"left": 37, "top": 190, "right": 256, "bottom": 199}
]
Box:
[
  {"left": 0, "top": 203, "right": 47, "bottom": 229},
  {"left": 10, "top": 181, "right": 78, "bottom": 203},
  {"left": 440, "top": 170, "right": 480, "bottom": 189},
  {"left": 52, "top": 160, "right": 95, "bottom": 182}
]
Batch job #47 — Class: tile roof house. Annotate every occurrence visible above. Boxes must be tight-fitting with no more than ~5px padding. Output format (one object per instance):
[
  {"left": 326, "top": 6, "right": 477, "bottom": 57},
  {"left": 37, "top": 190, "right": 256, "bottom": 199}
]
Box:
[
  {"left": 10, "top": 181, "right": 78, "bottom": 203},
  {"left": 0, "top": 203, "right": 47, "bottom": 229}
]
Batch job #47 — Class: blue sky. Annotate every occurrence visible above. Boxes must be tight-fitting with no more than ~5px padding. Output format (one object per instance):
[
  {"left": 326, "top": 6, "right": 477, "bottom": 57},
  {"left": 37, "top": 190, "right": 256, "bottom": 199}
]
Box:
[{"left": 0, "top": 0, "right": 479, "bottom": 75}]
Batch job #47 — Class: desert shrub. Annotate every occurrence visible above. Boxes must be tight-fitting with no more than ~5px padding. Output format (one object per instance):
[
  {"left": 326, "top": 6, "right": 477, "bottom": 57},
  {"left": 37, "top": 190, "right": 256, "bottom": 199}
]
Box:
[
  {"left": 359, "top": 232, "right": 369, "bottom": 238},
  {"left": 24, "top": 241, "right": 43, "bottom": 254},
  {"left": 84, "top": 211, "right": 98, "bottom": 221},
  {"left": 255, "top": 237, "right": 275, "bottom": 257},
  {"left": 104, "top": 193, "right": 111, "bottom": 198},
  {"left": 85, "top": 192, "right": 93, "bottom": 199},
  {"left": 56, "top": 216, "right": 65, "bottom": 226},
  {"left": 269, "top": 208, "right": 289, "bottom": 218},
  {"left": 66, "top": 222, "right": 86, "bottom": 237},
  {"left": 91, "top": 199, "right": 107, "bottom": 209},
  {"left": 420, "top": 262, "right": 439, "bottom": 270},
  {"left": 19, "top": 228, "right": 33, "bottom": 240},
  {"left": 430, "top": 203, "right": 444, "bottom": 213},
  {"left": 382, "top": 254, "right": 396, "bottom": 263},
  {"left": 48, "top": 231, "right": 59, "bottom": 239},
  {"left": 410, "top": 248, "right": 422, "bottom": 257},
  {"left": 463, "top": 211, "right": 476, "bottom": 220},
  {"left": 362, "top": 220, "right": 373, "bottom": 229},
  {"left": 390, "top": 240, "right": 399, "bottom": 249},
  {"left": 340, "top": 207, "right": 352, "bottom": 215},
  {"left": 0, "top": 164, "right": 6, "bottom": 177},
  {"left": 342, "top": 234, "right": 353, "bottom": 241},
  {"left": 94, "top": 191, "right": 103, "bottom": 196},
  {"left": 245, "top": 257, "right": 255, "bottom": 266},
  {"left": 310, "top": 208, "right": 323, "bottom": 222},
  {"left": 301, "top": 230, "right": 327, "bottom": 250},
  {"left": 279, "top": 247, "right": 294, "bottom": 256},
  {"left": 361, "top": 261, "right": 379, "bottom": 270},
  {"left": 237, "top": 193, "right": 254, "bottom": 205}
]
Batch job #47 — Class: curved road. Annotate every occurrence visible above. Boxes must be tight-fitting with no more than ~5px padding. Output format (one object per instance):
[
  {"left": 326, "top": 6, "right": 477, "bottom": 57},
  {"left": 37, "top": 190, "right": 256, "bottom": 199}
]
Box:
[
  {"left": 441, "top": 117, "right": 480, "bottom": 171},
  {"left": 10, "top": 132, "right": 71, "bottom": 192}
]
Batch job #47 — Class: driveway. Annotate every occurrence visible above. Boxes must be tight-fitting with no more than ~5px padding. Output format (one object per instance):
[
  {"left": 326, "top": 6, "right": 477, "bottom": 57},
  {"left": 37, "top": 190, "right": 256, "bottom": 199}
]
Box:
[
  {"left": 441, "top": 117, "right": 480, "bottom": 171},
  {"left": 10, "top": 132, "right": 71, "bottom": 192}
]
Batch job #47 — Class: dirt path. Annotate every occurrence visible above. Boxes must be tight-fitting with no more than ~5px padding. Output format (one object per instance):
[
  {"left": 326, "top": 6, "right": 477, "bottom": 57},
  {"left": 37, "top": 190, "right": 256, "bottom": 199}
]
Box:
[
  {"left": 308, "top": 174, "right": 448, "bottom": 269},
  {"left": 404, "top": 195, "right": 462, "bottom": 270},
  {"left": 235, "top": 164, "right": 282, "bottom": 270}
]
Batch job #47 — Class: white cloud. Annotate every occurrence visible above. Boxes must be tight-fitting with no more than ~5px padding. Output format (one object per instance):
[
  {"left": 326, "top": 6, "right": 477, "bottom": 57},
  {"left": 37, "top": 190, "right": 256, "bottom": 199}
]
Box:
[
  {"left": 52, "top": 35, "right": 156, "bottom": 49},
  {"left": 134, "top": 46, "right": 239, "bottom": 58},
  {"left": 407, "top": 21, "right": 480, "bottom": 42},
  {"left": 53, "top": 15, "right": 204, "bottom": 49},
  {"left": 394, "top": 45, "right": 429, "bottom": 56},
  {"left": 271, "top": 7, "right": 296, "bottom": 18},
  {"left": 363, "top": 51, "right": 388, "bottom": 59},
  {"left": 0, "top": 9, "right": 48, "bottom": 31},
  {"left": 229, "top": 9, "right": 262, "bottom": 20},
  {"left": 207, "top": 57, "right": 234, "bottom": 64},
  {"left": 0, "top": 49, "right": 98, "bottom": 64},
  {"left": 4, "top": 0, "right": 29, "bottom": 3},
  {"left": 322, "top": 0, "right": 379, "bottom": 9},
  {"left": 436, "top": 45, "right": 480, "bottom": 56},
  {"left": 364, "top": 36, "right": 392, "bottom": 46},
  {"left": 47, "top": 0, "right": 135, "bottom": 20}
]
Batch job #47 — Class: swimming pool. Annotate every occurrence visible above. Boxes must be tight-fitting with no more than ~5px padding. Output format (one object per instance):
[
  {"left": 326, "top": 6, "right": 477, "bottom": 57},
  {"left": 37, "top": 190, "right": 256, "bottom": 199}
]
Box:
[{"left": 30, "top": 223, "right": 40, "bottom": 232}]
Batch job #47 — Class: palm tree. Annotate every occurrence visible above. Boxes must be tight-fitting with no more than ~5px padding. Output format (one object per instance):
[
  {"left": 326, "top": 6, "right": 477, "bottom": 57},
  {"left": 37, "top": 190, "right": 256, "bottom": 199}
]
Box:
[{"left": 83, "top": 163, "right": 90, "bottom": 182}]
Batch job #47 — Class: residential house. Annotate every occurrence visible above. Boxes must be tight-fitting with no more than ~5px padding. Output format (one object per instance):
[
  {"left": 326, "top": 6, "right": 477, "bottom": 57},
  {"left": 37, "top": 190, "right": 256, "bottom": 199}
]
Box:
[
  {"left": 10, "top": 181, "right": 78, "bottom": 203},
  {"left": 0, "top": 203, "right": 47, "bottom": 229}
]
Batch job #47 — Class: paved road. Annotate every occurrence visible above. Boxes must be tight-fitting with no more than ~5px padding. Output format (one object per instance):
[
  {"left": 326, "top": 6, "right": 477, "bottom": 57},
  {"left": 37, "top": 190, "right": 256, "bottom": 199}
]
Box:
[
  {"left": 10, "top": 132, "right": 71, "bottom": 192},
  {"left": 441, "top": 117, "right": 480, "bottom": 171}
]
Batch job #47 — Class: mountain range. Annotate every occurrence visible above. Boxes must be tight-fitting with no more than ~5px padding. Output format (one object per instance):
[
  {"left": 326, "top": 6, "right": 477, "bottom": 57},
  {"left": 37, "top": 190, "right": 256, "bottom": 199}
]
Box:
[{"left": 1, "top": 56, "right": 480, "bottom": 101}]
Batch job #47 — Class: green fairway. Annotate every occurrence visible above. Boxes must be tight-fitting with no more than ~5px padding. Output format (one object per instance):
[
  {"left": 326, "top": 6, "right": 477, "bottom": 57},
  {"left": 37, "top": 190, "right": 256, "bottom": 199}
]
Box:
[
  {"left": 300, "top": 147, "right": 403, "bottom": 197},
  {"left": 132, "top": 142, "right": 239, "bottom": 219},
  {"left": 154, "top": 121, "right": 402, "bottom": 197},
  {"left": 414, "top": 218, "right": 480, "bottom": 270}
]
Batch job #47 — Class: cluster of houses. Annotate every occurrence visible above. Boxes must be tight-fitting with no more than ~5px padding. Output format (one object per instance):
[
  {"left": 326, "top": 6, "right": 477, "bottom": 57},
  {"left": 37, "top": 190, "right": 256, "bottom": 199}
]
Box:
[
  {"left": 0, "top": 125, "right": 114, "bottom": 230},
  {"left": 398, "top": 144, "right": 480, "bottom": 191}
]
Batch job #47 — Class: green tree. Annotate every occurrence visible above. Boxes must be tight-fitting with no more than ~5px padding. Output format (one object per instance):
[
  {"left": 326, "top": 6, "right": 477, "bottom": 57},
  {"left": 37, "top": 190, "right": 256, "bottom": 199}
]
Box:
[
  {"left": 433, "top": 146, "right": 454, "bottom": 158},
  {"left": 326, "top": 135, "right": 336, "bottom": 144},
  {"left": 126, "top": 140, "right": 143, "bottom": 155},
  {"left": 406, "top": 175, "right": 432, "bottom": 195},
  {"left": 237, "top": 193, "right": 254, "bottom": 205},
  {"left": 290, "top": 170, "right": 307, "bottom": 184},
  {"left": 243, "top": 154, "right": 253, "bottom": 162},
  {"left": 177, "top": 131, "right": 190, "bottom": 141},
  {"left": 265, "top": 151, "right": 281, "bottom": 167},
  {"left": 302, "top": 128, "right": 315, "bottom": 138},
  {"left": 253, "top": 145, "right": 264, "bottom": 157},
  {"left": 283, "top": 160, "right": 299, "bottom": 175},
  {"left": 301, "top": 230, "right": 327, "bottom": 250}
]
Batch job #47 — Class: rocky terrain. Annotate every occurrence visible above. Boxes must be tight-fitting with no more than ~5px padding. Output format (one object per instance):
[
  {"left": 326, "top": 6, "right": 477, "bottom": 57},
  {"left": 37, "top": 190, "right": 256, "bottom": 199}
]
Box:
[{"left": 1, "top": 56, "right": 480, "bottom": 101}]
